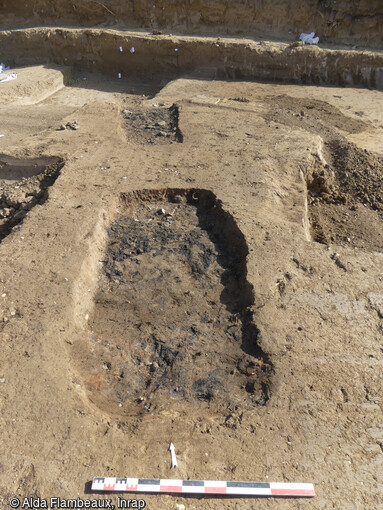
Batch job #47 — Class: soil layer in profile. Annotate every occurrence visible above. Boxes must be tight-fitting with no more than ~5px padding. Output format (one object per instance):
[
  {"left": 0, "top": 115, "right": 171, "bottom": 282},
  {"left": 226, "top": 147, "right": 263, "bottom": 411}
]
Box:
[{"left": 77, "top": 189, "right": 272, "bottom": 418}]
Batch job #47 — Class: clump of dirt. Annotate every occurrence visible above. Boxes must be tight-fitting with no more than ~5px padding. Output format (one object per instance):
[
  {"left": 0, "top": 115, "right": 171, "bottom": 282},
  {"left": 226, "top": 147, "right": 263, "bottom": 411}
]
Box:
[
  {"left": 0, "top": 155, "right": 64, "bottom": 242},
  {"left": 229, "top": 97, "right": 250, "bottom": 103},
  {"left": 325, "top": 140, "right": 383, "bottom": 211},
  {"left": 75, "top": 189, "right": 272, "bottom": 418},
  {"left": 307, "top": 140, "right": 383, "bottom": 251},
  {"left": 121, "top": 104, "right": 183, "bottom": 145}
]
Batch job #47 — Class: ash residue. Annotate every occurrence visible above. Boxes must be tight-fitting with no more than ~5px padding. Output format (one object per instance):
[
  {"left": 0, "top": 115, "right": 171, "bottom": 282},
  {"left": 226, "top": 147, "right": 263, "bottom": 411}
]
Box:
[
  {"left": 121, "top": 104, "right": 183, "bottom": 144},
  {"left": 84, "top": 189, "right": 272, "bottom": 415}
]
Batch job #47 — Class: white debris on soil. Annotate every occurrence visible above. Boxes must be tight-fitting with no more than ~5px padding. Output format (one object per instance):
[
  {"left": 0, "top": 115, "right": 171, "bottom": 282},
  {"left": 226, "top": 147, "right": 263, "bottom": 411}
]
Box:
[
  {"left": 0, "top": 63, "right": 17, "bottom": 83},
  {"left": 0, "top": 71, "right": 17, "bottom": 83},
  {"left": 300, "top": 32, "right": 320, "bottom": 45}
]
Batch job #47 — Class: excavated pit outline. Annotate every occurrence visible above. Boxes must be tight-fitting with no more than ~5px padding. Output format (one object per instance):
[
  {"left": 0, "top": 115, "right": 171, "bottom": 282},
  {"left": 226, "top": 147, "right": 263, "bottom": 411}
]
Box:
[
  {"left": 0, "top": 155, "right": 64, "bottom": 242},
  {"left": 262, "top": 93, "right": 383, "bottom": 252},
  {"left": 305, "top": 139, "right": 383, "bottom": 252},
  {"left": 74, "top": 188, "right": 272, "bottom": 418},
  {"left": 121, "top": 104, "right": 183, "bottom": 144}
]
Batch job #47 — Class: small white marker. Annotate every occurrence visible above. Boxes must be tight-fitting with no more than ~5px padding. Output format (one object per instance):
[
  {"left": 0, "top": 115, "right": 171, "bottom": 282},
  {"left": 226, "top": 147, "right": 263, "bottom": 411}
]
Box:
[
  {"left": 169, "top": 442, "right": 178, "bottom": 468},
  {"left": 0, "top": 135, "right": 4, "bottom": 138},
  {"left": 118, "top": 73, "right": 122, "bottom": 79},
  {"left": 130, "top": 47, "right": 135, "bottom": 53},
  {"left": 120, "top": 46, "right": 123, "bottom": 52}
]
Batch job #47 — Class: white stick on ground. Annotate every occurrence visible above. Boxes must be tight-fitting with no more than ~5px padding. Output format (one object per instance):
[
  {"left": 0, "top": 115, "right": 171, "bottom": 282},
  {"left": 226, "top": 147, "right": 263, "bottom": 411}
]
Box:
[{"left": 169, "top": 443, "right": 178, "bottom": 468}]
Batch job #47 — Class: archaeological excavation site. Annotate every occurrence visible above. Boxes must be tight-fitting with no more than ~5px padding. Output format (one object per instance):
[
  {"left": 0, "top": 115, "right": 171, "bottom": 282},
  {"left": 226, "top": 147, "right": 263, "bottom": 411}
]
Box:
[{"left": 0, "top": 1, "right": 382, "bottom": 508}]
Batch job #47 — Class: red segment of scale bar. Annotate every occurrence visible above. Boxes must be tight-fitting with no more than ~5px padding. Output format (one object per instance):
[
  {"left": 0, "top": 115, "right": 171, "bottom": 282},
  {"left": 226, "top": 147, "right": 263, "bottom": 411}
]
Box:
[
  {"left": 271, "top": 488, "right": 315, "bottom": 497},
  {"left": 205, "top": 487, "right": 228, "bottom": 494}
]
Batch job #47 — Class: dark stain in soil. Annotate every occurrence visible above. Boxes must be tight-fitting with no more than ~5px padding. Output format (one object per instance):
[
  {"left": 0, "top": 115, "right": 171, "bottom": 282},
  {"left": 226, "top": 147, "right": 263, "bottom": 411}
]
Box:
[
  {"left": 121, "top": 104, "right": 183, "bottom": 144},
  {"left": 76, "top": 188, "right": 272, "bottom": 418}
]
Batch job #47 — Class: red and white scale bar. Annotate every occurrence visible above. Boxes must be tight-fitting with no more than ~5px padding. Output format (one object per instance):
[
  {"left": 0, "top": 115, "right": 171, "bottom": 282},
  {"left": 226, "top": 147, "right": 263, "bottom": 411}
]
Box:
[{"left": 92, "top": 477, "right": 315, "bottom": 498}]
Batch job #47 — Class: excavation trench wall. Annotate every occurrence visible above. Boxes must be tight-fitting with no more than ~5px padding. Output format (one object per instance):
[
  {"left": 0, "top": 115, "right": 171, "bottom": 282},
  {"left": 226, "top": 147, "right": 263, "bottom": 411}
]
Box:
[
  {"left": 1, "top": 0, "right": 382, "bottom": 48},
  {"left": 1, "top": 28, "right": 383, "bottom": 89}
]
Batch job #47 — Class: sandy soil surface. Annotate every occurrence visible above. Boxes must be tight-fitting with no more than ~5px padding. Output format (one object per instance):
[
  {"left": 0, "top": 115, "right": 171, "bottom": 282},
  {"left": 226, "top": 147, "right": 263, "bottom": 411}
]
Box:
[{"left": 0, "top": 62, "right": 382, "bottom": 510}]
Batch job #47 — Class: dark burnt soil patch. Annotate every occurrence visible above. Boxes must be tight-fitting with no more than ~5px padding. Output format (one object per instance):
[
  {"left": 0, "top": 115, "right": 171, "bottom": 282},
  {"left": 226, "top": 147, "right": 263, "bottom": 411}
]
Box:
[
  {"left": 307, "top": 140, "right": 383, "bottom": 251},
  {"left": 78, "top": 189, "right": 272, "bottom": 418},
  {"left": 0, "top": 155, "right": 64, "bottom": 242},
  {"left": 121, "top": 104, "right": 183, "bottom": 145}
]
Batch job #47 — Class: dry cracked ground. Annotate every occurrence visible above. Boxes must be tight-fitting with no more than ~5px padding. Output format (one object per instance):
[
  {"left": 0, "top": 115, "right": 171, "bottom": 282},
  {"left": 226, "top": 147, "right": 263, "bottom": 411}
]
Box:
[{"left": 0, "top": 27, "right": 382, "bottom": 510}]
